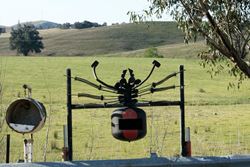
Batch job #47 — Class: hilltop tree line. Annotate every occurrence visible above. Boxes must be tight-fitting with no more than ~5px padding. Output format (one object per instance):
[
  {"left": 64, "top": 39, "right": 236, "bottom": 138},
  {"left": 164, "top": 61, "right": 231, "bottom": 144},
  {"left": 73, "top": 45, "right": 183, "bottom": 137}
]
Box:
[
  {"left": 0, "top": 27, "right": 6, "bottom": 33},
  {"left": 3, "top": 20, "right": 106, "bottom": 56},
  {"left": 59, "top": 20, "right": 107, "bottom": 29}
]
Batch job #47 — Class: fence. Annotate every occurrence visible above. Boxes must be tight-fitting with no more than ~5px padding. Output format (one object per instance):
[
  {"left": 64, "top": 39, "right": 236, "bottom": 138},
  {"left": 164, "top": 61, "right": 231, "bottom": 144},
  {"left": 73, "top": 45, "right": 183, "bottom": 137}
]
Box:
[
  {"left": 0, "top": 136, "right": 5, "bottom": 163},
  {"left": 0, "top": 134, "right": 10, "bottom": 163},
  {"left": 0, "top": 60, "right": 250, "bottom": 163}
]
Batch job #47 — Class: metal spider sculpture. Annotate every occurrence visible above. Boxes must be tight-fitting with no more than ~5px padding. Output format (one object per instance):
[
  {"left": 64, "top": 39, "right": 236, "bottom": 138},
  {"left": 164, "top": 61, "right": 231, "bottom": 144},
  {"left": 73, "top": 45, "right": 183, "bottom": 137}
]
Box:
[
  {"left": 73, "top": 60, "right": 180, "bottom": 107},
  {"left": 69, "top": 60, "right": 182, "bottom": 142}
]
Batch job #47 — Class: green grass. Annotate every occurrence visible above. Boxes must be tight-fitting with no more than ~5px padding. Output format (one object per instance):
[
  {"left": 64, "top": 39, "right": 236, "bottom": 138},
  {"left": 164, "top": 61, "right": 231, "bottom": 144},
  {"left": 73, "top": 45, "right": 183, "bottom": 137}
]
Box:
[
  {"left": 0, "top": 57, "right": 249, "bottom": 162},
  {"left": 106, "top": 42, "right": 207, "bottom": 59}
]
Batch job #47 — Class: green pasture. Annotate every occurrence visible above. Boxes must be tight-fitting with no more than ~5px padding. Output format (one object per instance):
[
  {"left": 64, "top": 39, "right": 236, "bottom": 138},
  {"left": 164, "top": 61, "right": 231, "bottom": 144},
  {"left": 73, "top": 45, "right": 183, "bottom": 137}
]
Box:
[{"left": 0, "top": 56, "right": 249, "bottom": 162}]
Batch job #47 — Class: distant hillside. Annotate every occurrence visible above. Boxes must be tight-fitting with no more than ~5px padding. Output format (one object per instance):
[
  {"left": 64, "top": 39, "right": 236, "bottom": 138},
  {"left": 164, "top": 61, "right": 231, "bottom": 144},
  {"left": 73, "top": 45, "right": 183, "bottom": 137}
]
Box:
[
  {"left": 32, "top": 20, "right": 60, "bottom": 29},
  {"left": 0, "top": 21, "right": 192, "bottom": 56},
  {"left": 12, "top": 20, "right": 60, "bottom": 29}
]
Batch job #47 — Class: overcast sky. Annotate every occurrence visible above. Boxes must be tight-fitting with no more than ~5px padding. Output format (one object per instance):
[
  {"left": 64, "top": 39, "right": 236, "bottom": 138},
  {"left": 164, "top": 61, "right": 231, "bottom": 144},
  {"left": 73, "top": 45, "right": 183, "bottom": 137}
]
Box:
[{"left": 0, "top": 0, "right": 172, "bottom": 26}]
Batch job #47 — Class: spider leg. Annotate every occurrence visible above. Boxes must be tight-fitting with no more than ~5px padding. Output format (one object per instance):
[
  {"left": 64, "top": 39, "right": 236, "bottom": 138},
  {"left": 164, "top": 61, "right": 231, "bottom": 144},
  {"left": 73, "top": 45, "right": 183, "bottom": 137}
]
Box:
[
  {"left": 91, "top": 61, "right": 117, "bottom": 91},
  {"left": 152, "top": 71, "right": 184, "bottom": 87},
  {"left": 151, "top": 85, "right": 178, "bottom": 93},
  {"left": 135, "top": 60, "right": 160, "bottom": 88},
  {"left": 137, "top": 70, "right": 180, "bottom": 92},
  {"left": 77, "top": 93, "right": 104, "bottom": 100},
  {"left": 138, "top": 85, "right": 178, "bottom": 96},
  {"left": 137, "top": 83, "right": 152, "bottom": 91},
  {"left": 77, "top": 93, "right": 118, "bottom": 101},
  {"left": 74, "top": 76, "right": 118, "bottom": 94},
  {"left": 104, "top": 100, "right": 120, "bottom": 104},
  {"left": 74, "top": 76, "right": 99, "bottom": 89}
]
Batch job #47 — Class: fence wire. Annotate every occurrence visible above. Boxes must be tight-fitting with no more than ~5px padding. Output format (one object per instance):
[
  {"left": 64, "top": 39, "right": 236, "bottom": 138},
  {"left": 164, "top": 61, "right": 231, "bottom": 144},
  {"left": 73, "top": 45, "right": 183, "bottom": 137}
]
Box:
[
  {"left": 0, "top": 136, "right": 6, "bottom": 163},
  {"left": 1, "top": 104, "right": 250, "bottom": 162}
]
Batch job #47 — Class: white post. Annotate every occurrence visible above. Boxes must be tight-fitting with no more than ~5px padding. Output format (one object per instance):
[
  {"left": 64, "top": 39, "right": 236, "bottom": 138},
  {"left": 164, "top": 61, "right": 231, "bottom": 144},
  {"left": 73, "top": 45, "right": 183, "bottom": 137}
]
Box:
[
  {"left": 185, "top": 127, "right": 191, "bottom": 156},
  {"left": 62, "top": 125, "right": 69, "bottom": 161},
  {"left": 63, "top": 125, "right": 68, "bottom": 148},
  {"left": 23, "top": 134, "right": 33, "bottom": 163},
  {"left": 28, "top": 134, "right": 33, "bottom": 162},
  {"left": 24, "top": 139, "right": 28, "bottom": 163},
  {"left": 185, "top": 127, "right": 190, "bottom": 142}
]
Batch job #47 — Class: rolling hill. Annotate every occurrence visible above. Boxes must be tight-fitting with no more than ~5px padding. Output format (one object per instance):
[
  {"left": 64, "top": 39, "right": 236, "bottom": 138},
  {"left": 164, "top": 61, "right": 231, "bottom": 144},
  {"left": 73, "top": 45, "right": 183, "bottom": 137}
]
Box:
[
  {"left": 0, "top": 21, "right": 205, "bottom": 57},
  {"left": 11, "top": 20, "right": 60, "bottom": 29}
]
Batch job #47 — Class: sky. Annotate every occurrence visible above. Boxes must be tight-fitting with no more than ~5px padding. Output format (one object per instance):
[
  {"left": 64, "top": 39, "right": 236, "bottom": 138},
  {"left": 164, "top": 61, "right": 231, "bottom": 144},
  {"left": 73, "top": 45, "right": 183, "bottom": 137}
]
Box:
[{"left": 0, "top": 0, "right": 172, "bottom": 26}]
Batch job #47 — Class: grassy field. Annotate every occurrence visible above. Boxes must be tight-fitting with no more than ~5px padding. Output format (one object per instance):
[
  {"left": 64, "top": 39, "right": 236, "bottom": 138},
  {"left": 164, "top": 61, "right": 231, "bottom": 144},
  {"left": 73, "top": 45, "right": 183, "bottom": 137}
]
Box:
[
  {"left": 0, "top": 56, "right": 249, "bottom": 162},
  {"left": 0, "top": 22, "right": 186, "bottom": 56}
]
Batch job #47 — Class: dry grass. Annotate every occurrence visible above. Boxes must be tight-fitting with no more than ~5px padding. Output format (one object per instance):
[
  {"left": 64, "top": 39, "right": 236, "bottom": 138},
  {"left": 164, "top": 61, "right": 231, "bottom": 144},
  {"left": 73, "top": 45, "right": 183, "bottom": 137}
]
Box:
[{"left": 0, "top": 22, "right": 185, "bottom": 56}]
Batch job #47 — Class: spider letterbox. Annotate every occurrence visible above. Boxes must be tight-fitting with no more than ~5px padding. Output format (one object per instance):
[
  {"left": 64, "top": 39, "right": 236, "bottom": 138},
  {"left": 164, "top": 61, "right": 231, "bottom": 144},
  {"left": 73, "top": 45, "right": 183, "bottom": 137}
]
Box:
[
  {"left": 66, "top": 60, "right": 187, "bottom": 160},
  {"left": 111, "top": 107, "right": 146, "bottom": 141},
  {"left": 69, "top": 60, "right": 184, "bottom": 142}
]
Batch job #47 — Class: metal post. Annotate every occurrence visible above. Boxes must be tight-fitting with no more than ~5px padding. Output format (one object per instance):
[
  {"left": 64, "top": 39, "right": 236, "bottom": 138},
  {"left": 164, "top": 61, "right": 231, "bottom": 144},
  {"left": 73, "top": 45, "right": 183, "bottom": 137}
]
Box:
[
  {"left": 67, "top": 68, "right": 73, "bottom": 161},
  {"left": 6, "top": 134, "right": 10, "bottom": 163},
  {"left": 180, "top": 65, "right": 186, "bottom": 156}
]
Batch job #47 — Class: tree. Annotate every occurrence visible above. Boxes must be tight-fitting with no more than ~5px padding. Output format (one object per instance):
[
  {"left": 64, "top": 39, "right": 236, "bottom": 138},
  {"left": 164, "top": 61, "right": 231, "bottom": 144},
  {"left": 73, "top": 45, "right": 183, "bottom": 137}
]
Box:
[
  {"left": 145, "top": 47, "right": 163, "bottom": 58},
  {"left": 73, "top": 22, "right": 83, "bottom": 29},
  {"left": 9, "top": 24, "right": 44, "bottom": 56},
  {"left": 59, "top": 22, "right": 71, "bottom": 29},
  {"left": 102, "top": 22, "right": 107, "bottom": 26},
  {"left": 129, "top": 0, "right": 250, "bottom": 84},
  {"left": 0, "top": 27, "right": 6, "bottom": 33}
]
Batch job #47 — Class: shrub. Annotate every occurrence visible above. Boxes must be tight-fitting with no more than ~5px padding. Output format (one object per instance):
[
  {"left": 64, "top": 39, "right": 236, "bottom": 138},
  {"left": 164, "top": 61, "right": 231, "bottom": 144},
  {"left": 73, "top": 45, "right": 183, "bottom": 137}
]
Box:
[{"left": 144, "top": 47, "right": 163, "bottom": 58}]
